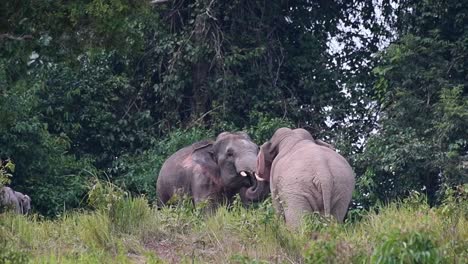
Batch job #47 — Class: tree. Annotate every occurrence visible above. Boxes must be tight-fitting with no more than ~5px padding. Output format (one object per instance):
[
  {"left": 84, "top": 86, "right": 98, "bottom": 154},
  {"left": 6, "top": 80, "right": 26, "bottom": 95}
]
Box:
[
  {"left": 356, "top": 0, "right": 467, "bottom": 206},
  {"left": 1, "top": 0, "right": 399, "bottom": 214}
]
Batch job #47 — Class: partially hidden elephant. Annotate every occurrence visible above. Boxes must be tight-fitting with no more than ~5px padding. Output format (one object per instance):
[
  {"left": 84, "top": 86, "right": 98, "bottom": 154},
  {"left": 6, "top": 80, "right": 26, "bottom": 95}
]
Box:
[
  {"left": 1, "top": 186, "right": 31, "bottom": 214},
  {"left": 157, "top": 132, "right": 270, "bottom": 210},
  {"left": 255, "top": 127, "right": 355, "bottom": 227},
  {"left": 14, "top": 191, "right": 31, "bottom": 214}
]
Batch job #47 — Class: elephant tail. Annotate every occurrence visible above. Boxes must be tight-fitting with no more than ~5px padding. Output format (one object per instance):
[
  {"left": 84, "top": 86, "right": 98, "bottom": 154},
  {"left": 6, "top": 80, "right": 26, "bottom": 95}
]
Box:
[
  {"left": 319, "top": 176, "right": 333, "bottom": 217},
  {"left": 312, "top": 175, "right": 332, "bottom": 217},
  {"left": 322, "top": 187, "right": 332, "bottom": 217}
]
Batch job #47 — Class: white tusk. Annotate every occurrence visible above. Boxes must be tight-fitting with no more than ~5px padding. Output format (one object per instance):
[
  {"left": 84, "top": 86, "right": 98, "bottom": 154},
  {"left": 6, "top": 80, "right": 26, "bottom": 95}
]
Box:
[
  {"left": 255, "top": 173, "right": 265, "bottom": 182},
  {"left": 240, "top": 171, "right": 247, "bottom": 177}
]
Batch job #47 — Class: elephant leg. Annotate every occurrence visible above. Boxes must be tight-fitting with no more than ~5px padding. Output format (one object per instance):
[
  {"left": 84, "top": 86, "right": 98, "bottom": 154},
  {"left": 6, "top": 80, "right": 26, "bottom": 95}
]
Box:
[
  {"left": 271, "top": 185, "right": 285, "bottom": 221},
  {"left": 331, "top": 196, "right": 352, "bottom": 222},
  {"left": 281, "top": 193, "right": 313, "bottom": 228},
  {"left": 192, "top": 186, "right": 222, "bottom": 215}
]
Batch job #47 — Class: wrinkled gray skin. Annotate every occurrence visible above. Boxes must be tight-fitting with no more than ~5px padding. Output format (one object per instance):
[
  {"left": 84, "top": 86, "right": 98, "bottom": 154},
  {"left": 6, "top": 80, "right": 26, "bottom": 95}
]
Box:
[
  {"left": 256, "top": 128, "right": 355, "bottom": 227},
  {"left": 0, "top": 187, "right": 21, "bottom": 213},
  {"left": 157, "top": 132, "right": 270, "bottom": 210},
  {"left": 1, "top": 187, "right": 32, "bottom": 214},
  {"left": 14, "top": 191, "right": 31, "bottom": 214}
]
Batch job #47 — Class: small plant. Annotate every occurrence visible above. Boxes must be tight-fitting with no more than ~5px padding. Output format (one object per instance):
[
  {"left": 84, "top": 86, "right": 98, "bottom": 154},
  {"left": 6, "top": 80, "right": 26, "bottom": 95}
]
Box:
[
  {"left": 0, "top": 246, "right": 30, "bottom": 264},
  {"left": 403, "top": 190, "right": 430, "bottom": 211},
  {"left": 0, "top": 159, "right": 14, "bottom": 187},
  {"left": 301, "top": 212, "right": 335, "bottom": 234},
  {"left": 438, "top": 184, "right": 468, "bottom": 219},
  {"left": 303, "top": 235, "right": 337, "bottom": 264},
  {"left": 244, "top": 112, "right": 293, "bottom": 143},
  {"left": 371, "top": 230, "right": 441, "bottom": 264},
  {"left": 110, "top": 196, "right": 152, "bottom": 234},
  {"left": 78, "top": 212, "right": 116, "bottom": 252},
  {"left": 229, "top": 254, "right": 269, "bottom": 264},
  {"left": 87, "top": 177, "right": 128, "bottom": 212}
]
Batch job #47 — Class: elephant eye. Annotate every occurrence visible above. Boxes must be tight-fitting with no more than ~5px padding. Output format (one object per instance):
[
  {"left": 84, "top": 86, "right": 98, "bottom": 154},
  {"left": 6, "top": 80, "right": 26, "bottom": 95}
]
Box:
[
  {"left": 226, "top": 148, "right": 234, "bottom": 157},
  {"left": 208, "top": 151, "right": 216, "bottom": 161}
]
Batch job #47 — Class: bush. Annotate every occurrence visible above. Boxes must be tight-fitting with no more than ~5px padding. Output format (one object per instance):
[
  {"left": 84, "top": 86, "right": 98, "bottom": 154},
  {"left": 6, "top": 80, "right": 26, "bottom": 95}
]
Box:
[
  {"left": 0, "top": 159, "right": 14, "bottom": 187},
  {"left": 0, "top": 245, "right": 30, "bottom": 264},
  {"left": 110, "top": 197, "right": 151, "bottom": 234},
  {"left": 303, "top": 236, "right": 337, "bottom": 264},
  {"left": 111, "top": 126, "right": 213, "bottom": 202},
  {"left": 87, "top": 177, "right": 128, "bottom": 212},
  {"left": 230, "top": 254, "right": 269, "bottom": 264},
  {"left": 371, "top": 231, "right": 441, "bottom": 264},
  {"left": 87, "top": 177, "right": 152, "bottom": 234},
  {"left": 438, "top": 184, "right": 468, "bottom": 219},
  {"left": 0, "top": 77, "right": 95, "bottom": 217},
  {"left": 244, "top": 112, "right": 293, "bottom": 144},
  {"left": 78, "top": 212, "right": 116, "bottom": 252}
]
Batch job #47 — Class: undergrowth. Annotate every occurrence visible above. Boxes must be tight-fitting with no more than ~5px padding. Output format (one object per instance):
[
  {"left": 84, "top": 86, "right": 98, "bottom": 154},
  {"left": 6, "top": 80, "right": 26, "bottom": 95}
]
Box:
[{"left": 0, "top": 184, "right": 466, "bottom": 263}]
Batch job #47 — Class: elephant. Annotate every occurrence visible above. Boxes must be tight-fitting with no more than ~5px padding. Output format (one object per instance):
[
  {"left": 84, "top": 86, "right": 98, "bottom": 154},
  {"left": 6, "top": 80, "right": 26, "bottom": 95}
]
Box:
[
  {"left": 156, "top": 131, "right": 270, "bottom": 210},
  {"left": 255, "top": 127, "right": 355, "bottom": 227},
  {"left": 0, "top": 186, "right": 21, "bottom": 213},
  {"left": 14, "top": 191, "right": 31, "bottom": 214}
]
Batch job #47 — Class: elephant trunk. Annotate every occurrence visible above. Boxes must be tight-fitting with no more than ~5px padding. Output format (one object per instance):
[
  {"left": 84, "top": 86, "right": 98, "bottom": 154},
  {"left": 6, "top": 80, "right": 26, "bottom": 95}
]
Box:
[{"left": 240, "top": 178, "right": 270, "bottom": 203}]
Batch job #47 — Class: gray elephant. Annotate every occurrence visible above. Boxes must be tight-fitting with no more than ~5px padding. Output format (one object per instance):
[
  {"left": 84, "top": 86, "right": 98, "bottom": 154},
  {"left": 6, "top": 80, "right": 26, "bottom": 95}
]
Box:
[
  {"left": 0, "top": 186, "right": 21, "bottom": 213},
  {"left": 157, "top": 132, "right": 270, "bottom": 210},
  {"left": 255, "top": 127, "right": 355, "bottom": 227},
  {"left": 14, "top": 191, "right": 31, "bottom": 214},
  {"left": 0, "top": 187, "right": 31, "bottom": 214}
]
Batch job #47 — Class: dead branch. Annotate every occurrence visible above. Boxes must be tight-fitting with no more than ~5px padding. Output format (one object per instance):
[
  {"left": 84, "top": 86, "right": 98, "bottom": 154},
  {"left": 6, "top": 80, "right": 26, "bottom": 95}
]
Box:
[
  {"left": 0, "top": 34, "right": 33, "bottom": 41},
  {"left": 150, "top": 0, "right": 171, "bottom": 4}
]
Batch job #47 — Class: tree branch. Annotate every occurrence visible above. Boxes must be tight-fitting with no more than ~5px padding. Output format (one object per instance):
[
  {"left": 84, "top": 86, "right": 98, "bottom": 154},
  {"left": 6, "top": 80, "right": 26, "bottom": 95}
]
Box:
[
  {"left": 150, "top": 0, "right": 170, "bottom": 4},
  {"left": 0, "top": 34, "right": 33, "bottom": 41}
]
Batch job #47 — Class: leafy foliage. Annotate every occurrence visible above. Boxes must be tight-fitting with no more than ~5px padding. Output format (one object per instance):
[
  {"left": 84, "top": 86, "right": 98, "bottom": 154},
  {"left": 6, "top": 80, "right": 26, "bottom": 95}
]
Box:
[
  {"left": 0, "top": 159, "right": 14, "bottom": 187},
  {"left": 0, "top": 0, "right": 465, "bottom": 216},
  {"left": 355, "top": 0, "right": 468, "bottom": 206},
  {"left": 371, "top": 230, "right": 440, "bottom": 263},
  {"left": 112, "top": 126, "right": 213, "bottom": 201}
]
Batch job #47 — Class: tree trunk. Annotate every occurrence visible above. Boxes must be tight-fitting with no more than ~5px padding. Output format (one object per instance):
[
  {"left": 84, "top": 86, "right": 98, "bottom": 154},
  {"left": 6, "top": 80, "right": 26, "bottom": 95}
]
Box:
[{"left": 191, "top": 1, "right": 212, "bottom": 123}]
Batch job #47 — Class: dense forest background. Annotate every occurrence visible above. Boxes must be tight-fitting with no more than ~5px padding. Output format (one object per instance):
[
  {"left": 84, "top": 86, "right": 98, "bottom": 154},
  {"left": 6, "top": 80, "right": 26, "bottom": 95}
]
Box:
[{"left": 0, "top": 0, "right": 466, "bottom": 216}]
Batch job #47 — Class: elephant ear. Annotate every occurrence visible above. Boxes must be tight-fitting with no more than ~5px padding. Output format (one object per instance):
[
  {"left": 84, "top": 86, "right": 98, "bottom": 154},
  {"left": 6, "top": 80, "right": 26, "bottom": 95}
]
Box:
[
  {"left": 192, "top": 141, "right": 219, "bottom": 173},
  {"left": 22, "top": 194, "right": 31, "bottom": 204},
  {"left": 256, "top": 142, "right": 273, "bottom": 182}
]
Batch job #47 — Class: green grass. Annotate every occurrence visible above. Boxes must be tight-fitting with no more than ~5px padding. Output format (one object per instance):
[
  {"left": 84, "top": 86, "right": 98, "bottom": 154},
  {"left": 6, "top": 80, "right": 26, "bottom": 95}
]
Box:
[{"left": 1, "top": 192, "right": 467, "bottom": 264}]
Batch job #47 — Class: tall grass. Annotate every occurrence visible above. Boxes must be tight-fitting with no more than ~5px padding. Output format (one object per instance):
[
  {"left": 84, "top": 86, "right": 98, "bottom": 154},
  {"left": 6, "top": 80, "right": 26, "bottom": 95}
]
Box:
[{"left": 0, "top": 187, "right": 466, "bottom": 263}]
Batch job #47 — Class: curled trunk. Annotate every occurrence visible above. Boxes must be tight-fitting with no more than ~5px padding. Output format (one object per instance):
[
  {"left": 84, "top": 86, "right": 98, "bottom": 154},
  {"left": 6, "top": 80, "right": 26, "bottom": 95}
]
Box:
[{"left": 239, "top": 179, "right": 270, "bottom": 204}]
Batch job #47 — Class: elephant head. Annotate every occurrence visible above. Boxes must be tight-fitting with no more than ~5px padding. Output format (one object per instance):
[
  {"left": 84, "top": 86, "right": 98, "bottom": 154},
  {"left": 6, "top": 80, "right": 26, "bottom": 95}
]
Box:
[
  {"left": 256, "top": 128, "right": 314, "bottom": 182},
  {"left": 209, "top": 132, "right": 269, "bottom": 201},
  {"left": 14, "top": 191, "right": 31, "bottom": 214},
  {"left": 157, "top": 131, "right": 271, "bottom": 207}
]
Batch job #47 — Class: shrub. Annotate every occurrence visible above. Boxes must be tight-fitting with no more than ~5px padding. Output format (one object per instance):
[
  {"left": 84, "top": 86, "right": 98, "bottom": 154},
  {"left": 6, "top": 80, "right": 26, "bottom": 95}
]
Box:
[
  {"left": 303, "top": 236, "right": 337, "bottom": 264},
  {"left": 438, "top": 184, "right": 468, "bottom": 219},
  {"left": 230, "top": 254, "right": 269, "bottom": 264},
  {"left": 78, "top": 212, "right": 115, "bottom": 252},
  {"left": 0, "top": 245, "right": 30, "bottom": 264},
  {"left": 0, "top": 159, "right": 14, "bottom": 187},
  {"left": 110, "top": 197, "right": 151, "bottom": 234},
  {"left": 244, "top": 112, "right": 293, "bottom": 144},
  {"left": 371, "top": 230, "right": 441, "bottom": 264},
  {"left": 87, "top": 177, "right": 128, "bottom": 212},
  {"left": 112, "top": 126, "right": 213, "bottom": 202}
]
